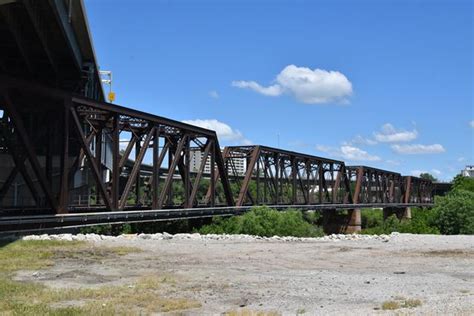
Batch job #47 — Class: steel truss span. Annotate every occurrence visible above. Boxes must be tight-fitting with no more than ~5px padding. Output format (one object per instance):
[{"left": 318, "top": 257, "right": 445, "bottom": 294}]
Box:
[{"left": 0, "top": 76, "right": 434, "bottom": 233}]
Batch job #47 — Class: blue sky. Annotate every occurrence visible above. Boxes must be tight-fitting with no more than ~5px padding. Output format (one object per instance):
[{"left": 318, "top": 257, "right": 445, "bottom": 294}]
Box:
[{"left": 84, "top": 0, "right": 473, "bottom": 181}]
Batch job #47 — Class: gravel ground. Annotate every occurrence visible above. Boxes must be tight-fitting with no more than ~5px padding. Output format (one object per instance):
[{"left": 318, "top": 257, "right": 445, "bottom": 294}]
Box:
[{"left": 16, "top": 233, "right": 474, "bottom": 315}]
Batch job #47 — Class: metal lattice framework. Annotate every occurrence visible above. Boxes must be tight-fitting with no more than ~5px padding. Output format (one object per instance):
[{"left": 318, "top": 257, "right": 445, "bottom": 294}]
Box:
[
  {"left": 218, "top": 146, "right": 353, "bottom": 207},
  {"left": 402, "top": 176, "right": 433, "bottom": 204},
  {"left": 347, "top": 166, "right": 404, "bottom": 204},
  {"left": 0, "top": 1, "right": 437, "bottom": 233},
  {"left": 0, "top": 75, "right": 233, "bottom": 216}
]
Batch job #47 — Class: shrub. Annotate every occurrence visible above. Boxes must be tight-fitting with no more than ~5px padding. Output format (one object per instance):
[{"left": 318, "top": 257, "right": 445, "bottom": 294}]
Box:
[
  {"left": 432, "top": 190, "right": 474, "bottom": 235},
  {"left": 361, "top": 210, "right": 439, "bottom": 235},
  {"left": 452, "top": 175, "right": 474, "bottom": 193},
  {"left": 198, "top": 206, "right": 324, "bottom": 237},
  {"left": 361, "top": 208, "right": 384, "bottom": 229}
]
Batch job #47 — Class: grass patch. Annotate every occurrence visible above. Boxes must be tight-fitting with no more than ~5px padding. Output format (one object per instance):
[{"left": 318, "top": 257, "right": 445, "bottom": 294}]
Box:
[
  {"left": 0, "top": 240, "right": 140, "bottom": 273},
  {"left": 381, "top": 298, "right": 422, "bottom": 310},
  {"left": 0, "top": 240, "right": 198, "bottom": 315},
  {"left": 381, "top": 300, "right": 400, "bottom": 310},
  {"left": 0, "top": 276, "right": 200, "bottom": 315},
  {"left": 224, "top": 309, "right": 281, "bottom": 316},
  {"left": 198, "top": 206, "right": 324, "bottom": 237},
  {"left": 403, "top": 299, "right": 422, "bottom": 308}
]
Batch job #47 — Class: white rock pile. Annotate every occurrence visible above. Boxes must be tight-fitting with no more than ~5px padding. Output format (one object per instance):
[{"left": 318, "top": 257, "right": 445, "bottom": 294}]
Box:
[{"left": 21, "top": 232, "right": 396, "bottom": 242}]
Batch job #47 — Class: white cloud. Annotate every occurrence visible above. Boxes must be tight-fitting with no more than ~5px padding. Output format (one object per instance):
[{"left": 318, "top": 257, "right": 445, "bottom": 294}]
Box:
[
  {"left": 231, "top": 81, "right": 282, "bottom": 96},
  {"left": 232, "top": 65, "right": 353, "bottom": 104},
  {"left": 374, "top": 123, "right": 418, "bottom": 143},
  {"left": 182, "top": 119, "right": 251, "bottom": 145},
  {"left": 470, "top": 120, "right": 474, "bottom": 128},
  {"left": 391, "top": 144, "right": 445, "bottom": 154},
  {"left": 344, "top": 135, "right": 378, "bottom": 146},
  {"left": 458, "top": 157, "right": 466, "bottom": 162},
  {"left": 316, "top": 145, "right": 381, "bottom": 161},
  {"left": 431, "top": 169, "right": 442, "bottom": 176},
  {"left": 209, "top": 90, "right": 219, "bottom": 99}
]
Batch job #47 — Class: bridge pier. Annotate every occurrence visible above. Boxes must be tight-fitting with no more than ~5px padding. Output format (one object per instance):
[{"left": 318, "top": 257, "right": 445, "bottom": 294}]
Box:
[
  {"left": 383, "top": 207, "right": 411, "bottom": 220},
  {"left": 346, "top": 208, "right": 362, "bottom": 233},
  {"left": 322, "top": 209, "right": 361, "bottom": 234}
]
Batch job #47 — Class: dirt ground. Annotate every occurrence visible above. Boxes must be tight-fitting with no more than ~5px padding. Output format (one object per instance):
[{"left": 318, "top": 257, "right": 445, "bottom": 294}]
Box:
[{"left": 15, "top": 234, "right": 474, "bottom": 315}]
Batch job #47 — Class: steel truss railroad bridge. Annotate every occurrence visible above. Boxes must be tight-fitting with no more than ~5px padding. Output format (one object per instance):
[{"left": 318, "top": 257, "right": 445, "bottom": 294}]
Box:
[{"left": 0, "top": 0, "right": 434, "bottom": 233}]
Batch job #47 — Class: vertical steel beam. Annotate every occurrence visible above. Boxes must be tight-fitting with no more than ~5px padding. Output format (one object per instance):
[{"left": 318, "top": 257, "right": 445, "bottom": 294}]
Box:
[
  {"left": 111, "top": 114, "right": 120, "bottom": 210},
  {"left": 353, "top": 167, "right": 364, "bottom": 204},
  {"left": 152, "top": 128, "right": 160, "bottom": 209},
  {"left": 209, "top": 144, "right": 215, "bottom": 207},
  {"left": 134, "top": 135, "right": 141, "bottom": 206},
  {"left": 332, "top": 170, "right": 341, "bottom": 203},
  {"left": 58, "top": 98, "right": 70, "bottom": 213},
  {"left": 95, "top": 127, "right": 103, "bottom": 205},
  {"left": 404, "top": 176, "right": 412, "bottom": 204},
  {"left": 183, "top": 137, "right": 191, "bottom": 208}
]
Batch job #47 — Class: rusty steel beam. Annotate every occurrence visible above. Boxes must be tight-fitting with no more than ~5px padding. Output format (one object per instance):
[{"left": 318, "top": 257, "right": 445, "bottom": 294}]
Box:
[
  {"left": 119, "top": 127, "right": 155, "bottom": 210},
  {"left": 1, "top": 90, "right": 57, "bottom": 211},
  {"left": 347, "top": 166, "right": 403, "bottom": 204},
  {"left": 224, "top": 145, "right": 352, "bottom": 207},
  {"left": 188, "top": 140, "right": 212, "bottom": 208},
  {"left": 70, "top": 107, "right": 112, "bottom": 210},
  {"left": 58, "top": 99, "right": 70, "bottom": 214}
]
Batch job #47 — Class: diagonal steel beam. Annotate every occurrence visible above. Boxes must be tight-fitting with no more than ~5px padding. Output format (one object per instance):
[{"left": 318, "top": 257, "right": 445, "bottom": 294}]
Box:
[
  {"left": 1, "top": 90, "right": 57, "bottom": 210},
  {"left": 119, "top": 133, "right": 138, "bottom": 170},
  {"left": 236, "top": 146, "right": 260, "bottom": 207},
  {"left": 188, "top": 140, "right": 213, "bottom": 208},
  {"left": 70, "top": 107, "right": 111, "bottom": 210},
  {"left": 157, "top": 136, "right": 187, "bottom": 209},
  {"left": 119, "top": 127, "right": 155, "bottom": 210},
  {"left": 0, "top": 166, "right": 19, "bottom": 202}
]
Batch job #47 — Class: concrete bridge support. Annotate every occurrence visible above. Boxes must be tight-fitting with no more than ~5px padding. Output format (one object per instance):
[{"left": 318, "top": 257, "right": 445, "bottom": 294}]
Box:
[
  {"left": 322, "top": 209, "right": 361, "bottom": 234},
  {"left": 383, "top": 207, "right": 411, "bottom": 220},
  {"left": 346, "top": 208, "right": 362, "bottom": 233}
]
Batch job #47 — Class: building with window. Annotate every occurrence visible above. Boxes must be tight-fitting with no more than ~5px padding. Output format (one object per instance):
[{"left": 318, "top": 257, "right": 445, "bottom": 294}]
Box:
[
  {"left": 190, "top": 148, "right": 246, "bottom": 176},
  {"left": 461, "top": 165, "right": 474, "bottom": 178}
]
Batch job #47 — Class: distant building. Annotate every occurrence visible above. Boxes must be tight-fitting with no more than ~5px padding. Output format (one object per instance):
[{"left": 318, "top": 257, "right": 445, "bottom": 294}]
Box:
[
  {"left": 461, "top": 165, "right": 474, "bottom": 178},
  {"left": 190, "top": 148, "right": 246, "bottom": 176}
]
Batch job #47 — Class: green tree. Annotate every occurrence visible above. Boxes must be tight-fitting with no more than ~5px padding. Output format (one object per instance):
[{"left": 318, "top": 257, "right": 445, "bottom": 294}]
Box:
[
  {"left": 452, "top": 174, "right": 474, "bottom": 193},
  {"left": 419, "top": 173, "right": 438, "bottom": 182},
  {"left": 432, "top": 189, "right": 474, "bottom": 235}
]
